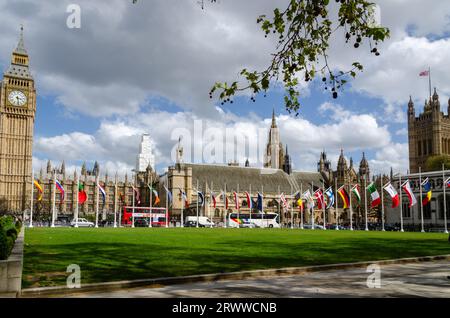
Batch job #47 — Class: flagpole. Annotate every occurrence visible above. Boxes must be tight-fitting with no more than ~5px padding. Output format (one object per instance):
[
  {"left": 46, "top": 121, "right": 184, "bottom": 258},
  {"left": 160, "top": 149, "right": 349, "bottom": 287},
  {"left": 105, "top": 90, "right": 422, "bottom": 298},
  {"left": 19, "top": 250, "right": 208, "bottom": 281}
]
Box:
[
  {"left": 335, "top": 178, "right": 339, "bottom": 231},
  {"left": 74, "top": 172, "right": 79, "bottom": 228},
  {"left": 29, "top": 169, "right": 34, "bottom": 228},
  {"left": 419, "top": 167, "right": 424, "bottom": 233},
  {"left": 311, "top": 182, "right": 314, "bottom": 230},
  {"left": 399, "top": 175, "right": 404, "bottom": 232},
  {"left": 322, "top": 179, "right": 326, "bottom": 230},
  {"left": 113, "top": 175, "right": 117, "bottom": 228},
  {"left": 278, "top": 185, "right": 281, "bottom": 228},
  {"left": 224, "top": 183, "right": 227, "bottom": 228},
  {"left": 166, "top": 182, "right": 169, "bottom": 228},
  {"left": 444, "top": 164, "right": 449, "bottom": 234},
  {"left": 364, "top": 175, "right": 368, "bottom": 231},
  {"left": 132, "top": 172, "right": 135, "bottom": 228},
  {"left": 250, "top": 184, "right": 252, "bottom": 226},
  {"left": 381, "top": 176, "right": 385, "bottom": 232},
  {"left": 428, "top": 66, "right": 432, "bottom": 99},
  {"left": 196, "top": 179, "right": 199, "bottom": 228},
  {"left": 291, "top": 185, "right": 294, "bottom": 230},
  {"left": 181, "top": 188, "right": 184, "bottom": 228},
  {"left": 349, "top": 184, "right": 353, "bottom": 231},
  {"left": 51, "top": 170, "right": 56, "bottom": 228},
  {"left": 210, "top": 181, "right": 213, "bottom": 229},
  {"left": 300, "top": 183, "right": 304, "bottom": 229}
]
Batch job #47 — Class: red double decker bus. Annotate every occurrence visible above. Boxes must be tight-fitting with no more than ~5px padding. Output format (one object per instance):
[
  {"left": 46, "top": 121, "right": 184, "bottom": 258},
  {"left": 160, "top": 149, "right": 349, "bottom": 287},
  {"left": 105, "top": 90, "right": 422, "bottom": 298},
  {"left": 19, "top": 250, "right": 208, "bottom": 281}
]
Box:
[{"left": 122, "top": 206, "right": 168, "bottom": 227}]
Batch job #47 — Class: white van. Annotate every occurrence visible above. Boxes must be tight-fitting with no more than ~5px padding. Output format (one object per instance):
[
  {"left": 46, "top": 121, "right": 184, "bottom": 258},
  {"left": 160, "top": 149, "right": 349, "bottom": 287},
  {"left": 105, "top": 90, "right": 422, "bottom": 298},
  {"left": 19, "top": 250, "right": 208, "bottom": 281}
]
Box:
[{"left": 185, "top": 216, "right": 215, "bottom": 227}]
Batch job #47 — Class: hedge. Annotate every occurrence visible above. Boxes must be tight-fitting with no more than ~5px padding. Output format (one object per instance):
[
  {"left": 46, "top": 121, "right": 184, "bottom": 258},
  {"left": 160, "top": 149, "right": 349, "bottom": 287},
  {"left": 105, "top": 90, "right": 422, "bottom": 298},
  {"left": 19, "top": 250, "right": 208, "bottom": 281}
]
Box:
[{"left": 0, "top": 216, "right": 21, "bottom": 260}]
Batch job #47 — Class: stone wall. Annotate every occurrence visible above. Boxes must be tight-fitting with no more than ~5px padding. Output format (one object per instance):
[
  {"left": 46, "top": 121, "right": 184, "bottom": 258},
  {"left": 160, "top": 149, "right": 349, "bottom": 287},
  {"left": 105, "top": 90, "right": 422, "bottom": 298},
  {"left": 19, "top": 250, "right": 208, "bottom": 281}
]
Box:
[{"left": 0, "top": 229, "right": 24, "bottom": 297}]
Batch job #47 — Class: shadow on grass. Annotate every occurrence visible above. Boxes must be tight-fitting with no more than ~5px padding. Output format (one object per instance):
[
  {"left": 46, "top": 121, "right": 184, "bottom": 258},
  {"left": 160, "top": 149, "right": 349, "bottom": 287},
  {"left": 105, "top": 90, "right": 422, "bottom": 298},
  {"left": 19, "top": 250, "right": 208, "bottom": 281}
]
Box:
[{"left": 23, "top": 234, "right": 450, "bottom": 288}]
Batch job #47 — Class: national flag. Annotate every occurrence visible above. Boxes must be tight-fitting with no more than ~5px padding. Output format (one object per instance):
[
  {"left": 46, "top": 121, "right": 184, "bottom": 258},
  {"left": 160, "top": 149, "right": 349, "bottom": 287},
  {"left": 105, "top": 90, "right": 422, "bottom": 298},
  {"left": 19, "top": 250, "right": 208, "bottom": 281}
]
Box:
[
  {"left": 314, "top": 189, "right": 325, "bottom": 210},
  {"left": 301, "top": 190, "right": 314, "bottom": 208},
  {"left": 197, "top": 191, "right": 205, "bottom": 206},
  {"left": 446, "top": 178, "right": 450, "bottom": 188},
  {"left": 280, "top": 193, "right": 289, "bottom": 210},
  {"left": 257, "top": 192, "right": 264, "bottom": 213},
  {"left": 133, "top": 187, "right": 141, "bottom": 205},
  {"left": 402, "top": 180, "right": 417, "bottom": 208},
  {"left": 221, "top": 191, "right": 229, "bottom": 209},
  {"left": 55, "top": 180, "right": 65, "bottom": 203},
  {"left": 180, "top": 190, "right": 189, "bottom": 208},
  {"left": 419, "top": 70, "right": 430, "bottom": 77},
  {"left": 163, "top": 185, "right": 173, "bottom": 204},
  {"left": 211, "top": 191, "right": 217, "bottom": 208},
  {"left": 337, "top": 186, "right": 350, "bottom": 209},
  {"left": 78, "top": 183, "right": 87, "bottom": 204},
  {"left": 421, "top": 178, "right": 432, "bottom": 206},
  {"left": 325, "top": 187, "right": 334, "bottom": 209},
  {"left": 383, "top": 183, "right": 400, "bottom": 208},
  {"left": 97, "top": 182, "right": 106, "bottom": 204},
  {"left": 233, "top": 192, "right": 239, "bottom": 209},
  {"left": 367, "top": 183, "right": 381, "bottom": 208},
  {"left": 152, "top": 189, "right": 160, "bottom": 205},
  {"left": 33, "top": 180, "right": 43, "bottom": 201},
  {"left": 245, "top": 192, "right": 252, "bottom": 209},
  {"left": 351, "top": 184, "right": 361, "bottom": 203}
]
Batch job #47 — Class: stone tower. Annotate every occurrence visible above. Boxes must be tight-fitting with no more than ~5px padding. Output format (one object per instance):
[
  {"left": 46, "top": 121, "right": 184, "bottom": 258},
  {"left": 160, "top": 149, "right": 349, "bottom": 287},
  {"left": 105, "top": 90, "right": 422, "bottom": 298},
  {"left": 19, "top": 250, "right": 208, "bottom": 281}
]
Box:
[
  {"left": 359, "top": 152, "right": 370, "bottom": 181},
  {"left": 282, "top": 145, "right": 292, "bottom": 175},
  {"left": 0, "top": 27, "right": 37, "bottom": 212},
  {"left": 264, "top": 109, "right": 284, "bottom": 169},
  {"left": 408, "top": 89, "right": 450, "bottom": 173}
]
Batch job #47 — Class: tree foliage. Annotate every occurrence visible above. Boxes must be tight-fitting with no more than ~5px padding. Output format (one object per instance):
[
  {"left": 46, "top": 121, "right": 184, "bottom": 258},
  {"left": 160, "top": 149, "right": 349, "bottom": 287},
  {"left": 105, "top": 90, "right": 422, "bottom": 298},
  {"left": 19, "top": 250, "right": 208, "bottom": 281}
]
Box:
[
  {"left": 425, "top": 155, "right": 450, "bottom": 172},
  {"left": 133, "top": 0, "right": 390, "bottom": 114},
  {"left": 210, "top": 0, "right": 390, "bottom": 114}
]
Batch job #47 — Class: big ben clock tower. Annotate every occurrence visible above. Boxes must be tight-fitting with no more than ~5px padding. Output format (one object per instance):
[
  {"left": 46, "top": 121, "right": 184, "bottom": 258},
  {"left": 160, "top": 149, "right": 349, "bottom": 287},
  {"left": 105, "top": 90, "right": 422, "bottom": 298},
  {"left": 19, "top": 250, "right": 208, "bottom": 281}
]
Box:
[{"left": 0, "top": 26, "right": 36, "bottom": 212}]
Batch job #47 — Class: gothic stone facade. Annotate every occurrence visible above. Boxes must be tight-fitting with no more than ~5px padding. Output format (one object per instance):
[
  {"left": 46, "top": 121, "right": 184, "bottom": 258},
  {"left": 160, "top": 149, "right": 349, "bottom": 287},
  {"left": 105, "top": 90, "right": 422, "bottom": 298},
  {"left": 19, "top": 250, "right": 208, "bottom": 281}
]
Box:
[
  {"left": 408, "top": 89, "right": 450, "bottom": 173},
  {"left": 0, "top": 28, "right": 36, "bottom": 212}
]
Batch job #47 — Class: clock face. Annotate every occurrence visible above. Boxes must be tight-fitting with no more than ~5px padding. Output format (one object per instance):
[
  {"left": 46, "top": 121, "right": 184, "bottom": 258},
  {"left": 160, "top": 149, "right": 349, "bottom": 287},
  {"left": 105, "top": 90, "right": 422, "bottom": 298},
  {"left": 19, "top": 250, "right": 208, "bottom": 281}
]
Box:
[{"left": 8, "top": 90, "right": 27, "bottom": 107}]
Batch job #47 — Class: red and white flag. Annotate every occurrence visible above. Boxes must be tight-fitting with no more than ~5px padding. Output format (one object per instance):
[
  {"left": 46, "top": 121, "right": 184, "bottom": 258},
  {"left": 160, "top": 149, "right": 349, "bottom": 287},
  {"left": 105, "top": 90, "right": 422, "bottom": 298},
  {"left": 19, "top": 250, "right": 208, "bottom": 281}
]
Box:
[
  {"left": 419, "top": 70, "right": 429, "bottom": 77},
  {"left": 383, "top": 183, "right": 400, "bottom": 208},
  {"left": 280, "top": 193, "right": 289, "bottom": 210},
  {"left": 233, "top": 191, "right": 239, "bottom": 209},
  {"left": 314, "top": 189, "right": 325, "bottom": 210},
  {"left": 211, "top": 191, "right": 217, "bottom": 209},
  {"left": 402, "top": 180, "right": 417, "bottom": 207}
]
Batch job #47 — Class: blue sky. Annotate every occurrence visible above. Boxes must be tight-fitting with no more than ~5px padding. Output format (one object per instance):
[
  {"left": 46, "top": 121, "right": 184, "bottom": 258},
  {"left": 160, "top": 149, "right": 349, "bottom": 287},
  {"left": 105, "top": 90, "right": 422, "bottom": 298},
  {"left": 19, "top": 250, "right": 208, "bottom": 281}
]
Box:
[{"left": 1, "top": 0, "right": 449, "bottom": 177}]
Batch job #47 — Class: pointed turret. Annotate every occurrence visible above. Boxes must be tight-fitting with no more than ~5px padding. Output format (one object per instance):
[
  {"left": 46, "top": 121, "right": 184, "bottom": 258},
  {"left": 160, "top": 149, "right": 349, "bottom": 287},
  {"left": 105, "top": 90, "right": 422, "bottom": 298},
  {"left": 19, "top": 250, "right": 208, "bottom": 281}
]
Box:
[
  {"left": 408, "top": 96, "right": 415, "bottom": 119},
  {"left": 271, "top": 108, "right": 277, "bottom": 128},
  {"left": 245, "top": 158, "right": 250, "bottom": 167},
  {"left": 359, "top": 152, "right": 370, "bottom": 180},
  {"left": 14, "top": 25, "right": 27, "bottom": 56},
  {"left": 46, "top": 160, "right": 52, "bottom": 174},
  {"left": 81, "top": 162, "right": 87, "bottom": 176},
  {"left": 282, "top": 145, "right": 292, "bottom": 175},
  {"left": 61, "top": 160, "right": 66, "bottom": 176}
]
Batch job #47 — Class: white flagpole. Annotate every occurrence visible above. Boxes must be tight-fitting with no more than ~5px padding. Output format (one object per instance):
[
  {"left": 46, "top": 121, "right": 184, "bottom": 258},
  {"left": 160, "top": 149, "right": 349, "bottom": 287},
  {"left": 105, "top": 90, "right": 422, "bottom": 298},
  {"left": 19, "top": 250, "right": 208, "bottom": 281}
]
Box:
[
  {"left": 419, "top": 167, "right": 425, "bottom": 232},
  {"left": 181, "top": 189, "right": 184, "bottom": 228},
  {"left": 322, "top": 179, "right": 326, "bottom": 230},
  {"left": 399, "top": 175, "right": 404, "bottom": 232},
  {"left": 349, "top": 184, "right": 353, "bottom": 231},
  {"left": 113, "top": 176, "right": 117, "bottom": 228},
  {"left": 311, "top": 182, "right": 314, "bottom": 230},
  {"left": 237, "top": 183, "right": 240, "bottom": 227},
  {"left": 166, "top": 182, "right": 169, "bottom": 228},
  {"left": 132, "top": 174, "right": 135, "bottom": 228},
  {"left": 75, "top": 173, "right": 79, "bottom": 228},
  {"left": 224, "top": 183, "right": 227, "bottom": 228},
  {"left": 364, "top": 175, "right": 369, "bottom": 231},
  {"left": 29, "top": 170, "right": 34, "bottom": 228},
  {"left": 300, "top": 183, "right": 304, "bottom": 229},
  {"left": 250, "top": 184, "right": 252, "bottom": 226},
  {"left": 291, "top": 185, "right": 294, "bottom": 230},
  {"left": 278, "top": 185, "right": 281, "bottom": 228},
  {"left": 51, "top": 170, "right": 56, "bottom": 228},
  {"left": 95, "top": 176, "right": 99, "bottom": 228},
  {"left": 335, "top": 178, "right": 339, "bottom": 231},
  {"left": 149, "top": 174, "right": 153, "bottom": 228},
  {"left": 210, "top": 181, "right": 213, "bottom": 229},
  {"left": 381, "top": 176, "right": 385, "bottom": 232},
  {"left": 196, "top": 179, "right": 199, "bottom": 228},
  {"left": 443, "top": 165, "right": 448, "bottom": 234}
]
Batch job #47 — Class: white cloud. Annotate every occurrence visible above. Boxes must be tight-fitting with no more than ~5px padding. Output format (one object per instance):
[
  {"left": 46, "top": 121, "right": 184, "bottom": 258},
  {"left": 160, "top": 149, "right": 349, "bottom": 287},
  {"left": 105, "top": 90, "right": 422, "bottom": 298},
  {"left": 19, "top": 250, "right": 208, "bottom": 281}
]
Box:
[{"left": 369, "top": 143, "right": 409, "bottom": 175}]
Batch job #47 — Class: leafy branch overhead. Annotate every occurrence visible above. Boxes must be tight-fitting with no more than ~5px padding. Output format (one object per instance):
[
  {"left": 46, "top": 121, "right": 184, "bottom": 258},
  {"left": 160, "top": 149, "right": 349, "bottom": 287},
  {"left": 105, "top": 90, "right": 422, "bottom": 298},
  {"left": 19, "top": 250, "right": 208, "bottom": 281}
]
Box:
[{"left": 209, "top": 0, "right": 390, "bottom": 115}]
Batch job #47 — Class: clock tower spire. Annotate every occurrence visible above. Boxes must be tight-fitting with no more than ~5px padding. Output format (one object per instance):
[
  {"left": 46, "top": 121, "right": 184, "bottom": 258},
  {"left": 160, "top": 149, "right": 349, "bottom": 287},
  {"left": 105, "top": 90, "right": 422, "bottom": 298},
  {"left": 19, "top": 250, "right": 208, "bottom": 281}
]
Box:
[{"left": 0, "top": 26, "right": 37, "bottom": 212}]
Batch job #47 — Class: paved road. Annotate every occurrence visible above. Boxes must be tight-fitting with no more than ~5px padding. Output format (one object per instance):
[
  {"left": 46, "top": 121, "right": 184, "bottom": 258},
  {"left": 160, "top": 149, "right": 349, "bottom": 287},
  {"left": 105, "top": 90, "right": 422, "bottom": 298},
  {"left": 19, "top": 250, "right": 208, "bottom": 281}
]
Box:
[{"left": 67, "top": 260, "right": 450, "bottom": 298}]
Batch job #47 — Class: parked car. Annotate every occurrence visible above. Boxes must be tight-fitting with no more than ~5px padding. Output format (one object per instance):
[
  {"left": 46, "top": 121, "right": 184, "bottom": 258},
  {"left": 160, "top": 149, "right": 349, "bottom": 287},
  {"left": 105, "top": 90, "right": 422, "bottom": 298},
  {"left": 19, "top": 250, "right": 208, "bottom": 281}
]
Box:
[
  {"left": 70, "top": 218, "right": 95, "bottom": 228},
  {"left": 240, "top": 221, "right": 257, "bottom": 228},
  {"left": 302, "top": 224, "right": 325, "bottom": 230},
  {"left": 185, "top": 216, "right": 214, "bottom": 227},
  {"left": 134, "top": 218, "right": 149, "bottom": 227},
  {"left": 184, "top": 220, "right": 205, "bottom": 228}
]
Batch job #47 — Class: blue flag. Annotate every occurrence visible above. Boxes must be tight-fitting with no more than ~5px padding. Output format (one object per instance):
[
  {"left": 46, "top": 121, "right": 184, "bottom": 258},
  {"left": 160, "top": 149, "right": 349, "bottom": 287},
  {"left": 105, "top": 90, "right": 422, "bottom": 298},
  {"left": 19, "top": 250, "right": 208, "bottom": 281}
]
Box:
[
  {"left": 325, "top": 188, "right": 334, "bottom": 209},
  {"left": 198, "top": 191, "right": 205, "bottom": 206},
  {"left": 257, "top": 192, "right": 264, "bottom": 213}
]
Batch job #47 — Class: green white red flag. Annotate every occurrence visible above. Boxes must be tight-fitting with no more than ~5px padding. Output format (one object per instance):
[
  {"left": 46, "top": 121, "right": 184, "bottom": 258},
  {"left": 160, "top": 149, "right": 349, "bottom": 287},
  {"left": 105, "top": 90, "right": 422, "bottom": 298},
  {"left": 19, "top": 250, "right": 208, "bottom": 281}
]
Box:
[
  {"left": 367, "top": 183, "right": 381, "bottom": 208},
  {"left": 383, "top": 183, "right": 399, "bottom": 208}
]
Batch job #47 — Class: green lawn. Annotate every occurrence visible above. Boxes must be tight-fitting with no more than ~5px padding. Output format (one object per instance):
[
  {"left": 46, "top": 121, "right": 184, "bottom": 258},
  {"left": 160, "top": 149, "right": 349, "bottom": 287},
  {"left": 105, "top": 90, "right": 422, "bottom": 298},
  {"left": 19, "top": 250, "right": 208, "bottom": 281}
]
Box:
[{"left": 23, "top": 228, "right": 450, "bottom": 288}]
